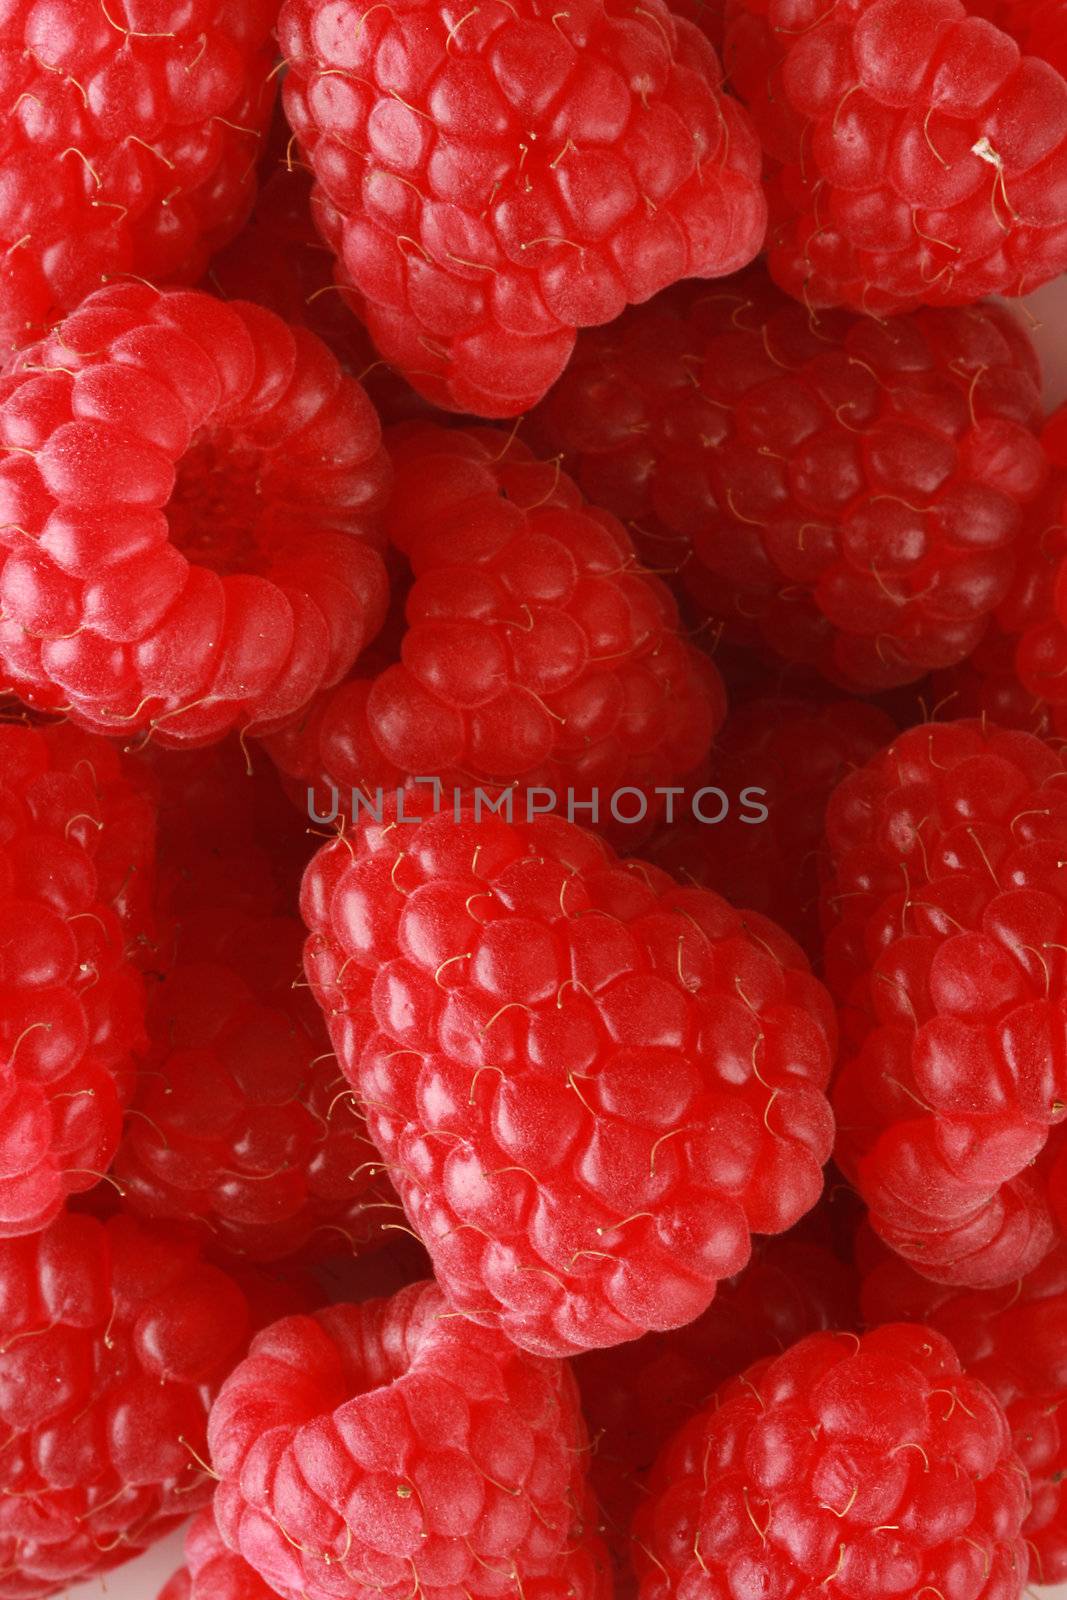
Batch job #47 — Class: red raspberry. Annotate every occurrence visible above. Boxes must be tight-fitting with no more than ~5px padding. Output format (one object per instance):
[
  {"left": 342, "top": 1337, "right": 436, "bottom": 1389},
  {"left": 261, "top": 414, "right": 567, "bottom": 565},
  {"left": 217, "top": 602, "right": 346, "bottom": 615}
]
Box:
[
  {"left": 208, "top": 1279, "right": 608, "bottom": 1600},
  {"left": 577, "top": 1232, "right": 858, "bottom": 1576},
  {"left": 527, "top": 269, "right": 1048, "bottom": 690},
  {"left": 264, "top": 424, "right": 725, "bottom": 839},
  {"left": 208, "top": 157, "right": 431, "bottom": 427},
  {"left": 114, "top": 742, "right": 392, "bottom": 1264},
  {"left": 724, "top": 0, "right": 1067, "bottom": 313},
  {"left": 644, "top": 695, "right": 896, "bottom": 956},
  {"left": 276, "top": 0, "right": 767, "bottom": 417},
  {"left": 1015, "top": 468, "right": 1067, "bottom": 723},
  {"left": 159, "top": 1509, "right": 276, "bottom": 1600},
  {"left": 0, "top": 283, "right": 391, "bottom": 745},
  {"left": 0, "top": 0, "right": 277, "bottom": 357},
  {"left": 0, "top": 1210, "right": 259, "bottom": 1598},
  {"left": 0, "top": 721, "right": 154, "bottom": 1238},
  {"left": 633, "top": 1323, "right": 1030, "bottom": 1600},
  {"left": 301, "top": 801, "right": 836, "bottom": 1356},
  {"left": 862, "top": 1238, "right": 1067, "bottom": 1582},
  {"left": 824, "top": 718, "right": 1067, "bottom": 1289}
]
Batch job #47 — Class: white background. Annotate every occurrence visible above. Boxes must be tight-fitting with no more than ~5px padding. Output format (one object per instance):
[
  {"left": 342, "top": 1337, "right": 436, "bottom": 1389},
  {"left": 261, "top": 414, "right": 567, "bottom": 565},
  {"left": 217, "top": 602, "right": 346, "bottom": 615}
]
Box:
[{"left": 67, "top": 282, "right": 1067, "bottom": 1598}]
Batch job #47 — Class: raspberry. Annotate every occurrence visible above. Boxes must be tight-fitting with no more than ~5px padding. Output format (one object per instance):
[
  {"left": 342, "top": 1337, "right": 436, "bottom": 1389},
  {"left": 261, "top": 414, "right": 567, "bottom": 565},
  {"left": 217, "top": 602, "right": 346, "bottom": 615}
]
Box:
[
  {"left": 159, "top": 1509, "right": 276, "bottom": 1600},
  {"left": 644, "top": 694, "right": 896, "bottom": 956},
  {"left": 0, "top": 282, "right": 391, "bottom": 745},
  {"left": 577, "top": 1232, "right": 858, "bottom": 1575},
  {"left": 862, "top": 1238, "right": 1067, "bottom": 1582},
  {"left": 0, "top": 720, "right": 154, "bottom": 1238},
  {"left": 301, "top": 800, "right": 836, "bottom": 1356},
  {"left": 277, "top": 0, "right": 767, "bottom": 416},
  {"left": 114, "top": 742, "right": 392, "bottom": 1263},
  {"left": 208, "top": 157, "right": 430, "bottom": 427},
  {"left": 1015, "top": 466, "right": 1067, "bottom": 722},
  {"left": 824, "top": 718, "right": 1067, "bottom": 1288},
  {"left": 0, "top": 0, "right": 277, "bottom": 356},
  {"left": 633, "top": 1323, "right": 1030, "bottom": 1600},
  {"left": 264, "top": 424, "right": 725, "bottom": 839},
  {"left": 527, "top": 269, "right": 1048, "bottom": 689},
  {"left": 0, "top": 1210, "right": 258, "bottom": 1598},
  {"left": 208, "top": 1279, "right": 608, "bottom": 1600},
  {"left": 724, "top": 0, "right": 1067, "bottom": 313}
]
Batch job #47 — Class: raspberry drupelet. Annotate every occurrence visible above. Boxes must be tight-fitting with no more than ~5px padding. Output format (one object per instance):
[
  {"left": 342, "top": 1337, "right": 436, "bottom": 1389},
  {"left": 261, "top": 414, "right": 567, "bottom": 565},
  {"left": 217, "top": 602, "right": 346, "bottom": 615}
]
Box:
[
  {"left": 158, "top": 1510, "right": 276, "bottom": 1600},
  {"left": 724, "top": 0, "right": 1067, "bottom": 313},
  {"left": 114, "top": 741, "right": 392, "bottom": 1264},
  {"left": 527, "top": 269, "right": 1048, "bottom": 690},
  {"left": 263, "top": 423, "right": 725, "bottom": 841},
  {"left": 0, "top": 0, "right": 278, "bottom": 357},
  {"left": 633, "top": 1324, "right": 1030, "bottom": 1600},
  {"left": 208, "top": 1279, "right": 610, "bottom": 1600},
  {"left": 0, "top": 1211, "right": 260, "bottom": 1598},
  {"left": 862, "top": 1238, "right": 1067, "bottom": 1582},
  {"left": 277, "top": 0, "right": 768, "bottom": 416},
  {"left": 825, "top": 718, "right": 1067, "bottom": 1289},
  {"left": 0, "top": 720, "right": 155, "bottom": 1238},
  {"left": 301, "top": 800, "right": 837, "bottom": 1357},
  {"left": 0, "top": 283, "right": 391, "bottom": 745}
]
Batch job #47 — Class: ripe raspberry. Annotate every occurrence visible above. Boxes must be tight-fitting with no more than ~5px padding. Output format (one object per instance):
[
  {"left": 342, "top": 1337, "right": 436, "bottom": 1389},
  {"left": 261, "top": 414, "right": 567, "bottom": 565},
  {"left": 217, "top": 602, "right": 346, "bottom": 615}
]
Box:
[
  {"left": 724, "top": 0, "right": 1067, "bottom": 313},
  {"left": 527, "top": 269, "right": 1048, "bottom": 690},
  {"left": 644, "top": 695, "right": 896, "bottom": 956},
  {"left": 159, "top": 1509, "right": 276, "bottom": 1600},
  {"left": 633, "top": 1324, "right": 1030, "bottom": 1600},
  {"left": 862, "top": 1238, "right": 1067, "bottom": 1582},
  {"left": 0, "top": 1210, "right": 258, "bottom": 1598},
  {"left": 114, "top": 741, "right": 391, "bottom": 1263},
  {"left": 208, "top": 1279, "right": 608, "bottom": 1600},
  {"left": 577, "top": 1232, "right": 858, "bottom": 1573},
  {"left": 0, "top": 720, "right": 154, "bottom": 1238},
  {"left": 264, "top": 424, "right": 725, "bottom": 838},
  {"left": 824, "top": 718, "right": 1067, "bottom": 1289},
  {"left": 0, "top": 282, "right": 391, "bottom": 745},
  {"left": 301, "top": 800, "right": 836, "bottom": 1356},
  {"left": 208, "top": 157, "right": 430, "bottom": 427},
  {"left": 277, "top": 0, "right": 767, "bottom": 417},
  {"left": 0, "top": 0, "right": 277, "bottom": 356}
]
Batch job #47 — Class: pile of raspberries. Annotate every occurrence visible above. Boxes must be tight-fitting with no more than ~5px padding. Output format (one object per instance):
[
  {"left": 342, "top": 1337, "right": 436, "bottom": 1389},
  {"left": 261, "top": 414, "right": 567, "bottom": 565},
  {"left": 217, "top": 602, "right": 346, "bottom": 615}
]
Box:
[{"left": 2, "top": 1, "right": 1067, "bottom": 1598}]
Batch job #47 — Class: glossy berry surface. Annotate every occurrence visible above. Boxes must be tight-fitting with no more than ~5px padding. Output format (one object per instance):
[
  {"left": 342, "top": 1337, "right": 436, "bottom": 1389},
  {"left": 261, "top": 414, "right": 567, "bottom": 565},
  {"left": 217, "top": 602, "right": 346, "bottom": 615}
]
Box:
[
  {"left": 114, "top": 741, "right": 390, "bottom": 1264},
  {"left": 0, "top": 283, "right": 391, "bottom": 745},
  {"left": 863, "top": 1239, "right": 1067, "bottom": 1582},
  {"left": 158, "top": 1509, "right": 276, "bottom": 1600},
  {"left": 278, "top": 0, "right": 767, "bottom": 415},
  {"left": 724, "top": 0, "right": 1067, "bottom": 313},
  {"left": 577, "top": 1232, "right": 857, "bottom": 1577},
  {"left": 528, "top": 270, "right": 1048, "bottom": 689},
  {"left": 825, "top": 719, "right": 1067, "bottom": 1289},
  {"left": 0, "top": 721, "right": 154, "bottom": 1238},
  {"left": 644, "top": 695, "right": 896, "bottom": 956},
  {"left": 301, "top": 802, "right": 836, "bottom": 1356},
  {"left": 0, "top": 1211, "right": 255, "bottom": 1598},
  {"left": 633, "top": 1323, "right": 1030, "bottom": 1600},
  {"left": 0, "top": 0, "right": 277, "bottom": 357},
  {"left": 266, "top": 423, "right": 724, "bottom": 838},
  {"left": 208, "top": 1279, "right": 607, "bottom": 1600}
]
